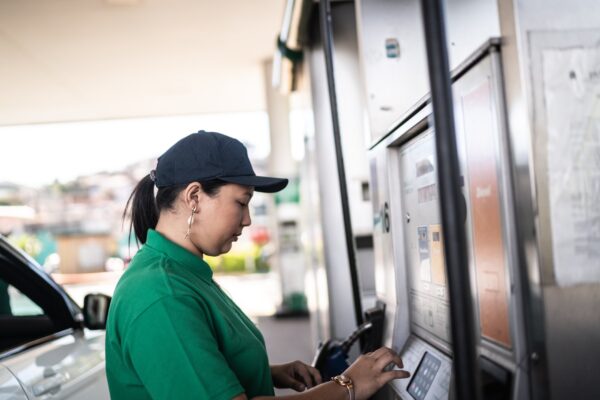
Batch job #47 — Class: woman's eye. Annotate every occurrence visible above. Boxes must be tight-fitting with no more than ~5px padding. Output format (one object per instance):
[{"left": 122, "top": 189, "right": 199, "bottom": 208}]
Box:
[{"left": 238, "top": 201, "right": 248, "bottom": 207}]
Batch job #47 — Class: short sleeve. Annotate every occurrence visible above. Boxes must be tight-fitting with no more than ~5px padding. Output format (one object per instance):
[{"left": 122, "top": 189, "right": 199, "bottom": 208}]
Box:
[{"left": 122, "top": 295, "right": 245, "bottom": 400}]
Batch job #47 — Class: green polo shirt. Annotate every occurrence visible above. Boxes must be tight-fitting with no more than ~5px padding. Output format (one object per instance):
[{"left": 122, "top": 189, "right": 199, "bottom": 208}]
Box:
[{"left": 105, "top": 229, "right": 274, "bottom": 400}]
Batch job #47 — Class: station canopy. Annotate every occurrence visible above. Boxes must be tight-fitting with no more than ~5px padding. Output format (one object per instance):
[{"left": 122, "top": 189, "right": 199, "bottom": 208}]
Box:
[{"left": 0, "top": 0, "right": 284, "bottom": 126}]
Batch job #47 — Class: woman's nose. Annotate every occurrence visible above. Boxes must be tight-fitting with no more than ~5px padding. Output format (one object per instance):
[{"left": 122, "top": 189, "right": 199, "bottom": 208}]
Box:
[{"left": 242, "top": 207, "right": 251, "bottom": 226}]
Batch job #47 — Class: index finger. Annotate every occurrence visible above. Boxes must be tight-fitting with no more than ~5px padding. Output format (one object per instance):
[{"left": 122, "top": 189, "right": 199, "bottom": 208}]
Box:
[
  {"left": 374, "top": 352, "right": 404, "bottom": 371},
  {"left": 370, "top": 347, "right": 392, "bottom": 359},
  {"left": 381, "top": 369, "right": 411, "bottom": 383}
]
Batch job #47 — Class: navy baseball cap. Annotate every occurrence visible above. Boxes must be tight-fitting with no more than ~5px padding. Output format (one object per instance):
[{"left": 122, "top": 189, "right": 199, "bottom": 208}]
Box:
[{"left": 154, "top": 131, "right": 288, "bottom": 193}]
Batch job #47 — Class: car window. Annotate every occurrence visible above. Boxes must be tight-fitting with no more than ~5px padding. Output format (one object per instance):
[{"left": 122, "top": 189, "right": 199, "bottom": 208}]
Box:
[
  {"left": 0, "top": 279, "right": 44, "bottom": 317},
  {"left": 0, "top": 249, "right": 63, "bottom": 355}
]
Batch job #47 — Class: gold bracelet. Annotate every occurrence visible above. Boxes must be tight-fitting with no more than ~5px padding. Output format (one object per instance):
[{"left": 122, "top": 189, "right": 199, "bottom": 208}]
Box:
[{"left": 331, "top": 375, "right": 355, "bottom": 400}]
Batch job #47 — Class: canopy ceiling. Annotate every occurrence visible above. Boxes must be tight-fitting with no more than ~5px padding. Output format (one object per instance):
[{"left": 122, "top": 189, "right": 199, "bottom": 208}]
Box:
[{"left": 0, "top": 0, "right": 285, "bottom": 125}]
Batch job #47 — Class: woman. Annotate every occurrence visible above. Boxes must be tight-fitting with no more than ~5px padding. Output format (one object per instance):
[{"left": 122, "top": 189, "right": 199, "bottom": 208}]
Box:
[{"left": 106, "top": 131, "right": 410, "bottom": 400}]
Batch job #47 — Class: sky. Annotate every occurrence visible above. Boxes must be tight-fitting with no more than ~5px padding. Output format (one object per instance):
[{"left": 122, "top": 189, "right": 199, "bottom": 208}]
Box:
[{"left": 0, "top": 112, "right": 271, "bottom": 188}]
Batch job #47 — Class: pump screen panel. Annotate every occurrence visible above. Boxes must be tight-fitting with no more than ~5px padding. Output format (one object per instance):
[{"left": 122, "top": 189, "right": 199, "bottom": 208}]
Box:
[
  {"left": 399, "top": 78, "right": 513, "bottom": 349},
  {"left": 407, "top": 352, "right": 442, "bottom": 400},
  {"left": 399, "top": 131, "right": 451, "bottom": 346}
]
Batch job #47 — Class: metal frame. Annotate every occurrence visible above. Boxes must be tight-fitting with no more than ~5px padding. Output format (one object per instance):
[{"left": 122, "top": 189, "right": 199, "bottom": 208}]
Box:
[
  {"left": 420, "top": 1, "right": 480, "bottom": 397},
  {"left": 487, "top": 47, "right": 530, "bottom": 399},
  {"left": 318, "top": 0, "right": 364, "bottom": 329}
]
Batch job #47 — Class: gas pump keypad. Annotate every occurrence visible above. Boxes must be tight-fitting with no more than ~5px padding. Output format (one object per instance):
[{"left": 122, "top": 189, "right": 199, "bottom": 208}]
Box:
[{"left": 407, "top": 352, "right": 441, "bottom": 400}]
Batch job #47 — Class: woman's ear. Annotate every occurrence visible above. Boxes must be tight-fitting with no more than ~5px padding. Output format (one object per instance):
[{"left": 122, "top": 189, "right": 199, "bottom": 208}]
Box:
[{"left": 182, "top": 182, "right": 203, "bottom": 211}]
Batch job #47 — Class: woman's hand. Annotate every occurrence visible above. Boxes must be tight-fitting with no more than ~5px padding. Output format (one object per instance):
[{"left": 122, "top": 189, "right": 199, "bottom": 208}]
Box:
[
  {"left": 342, "top": 347, "right": 410, "bottom": 400},
  {"left": 270, "top": 361, "right": 323, "bottom": 392}
]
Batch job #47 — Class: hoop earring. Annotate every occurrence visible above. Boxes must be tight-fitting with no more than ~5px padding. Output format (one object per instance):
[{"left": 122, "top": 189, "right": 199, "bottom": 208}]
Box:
[{"left": 185, "top": 205, "right": 197, "bottom": 239}]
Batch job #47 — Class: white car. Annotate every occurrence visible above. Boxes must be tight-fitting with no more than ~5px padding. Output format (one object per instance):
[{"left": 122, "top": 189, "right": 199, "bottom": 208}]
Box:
[{"left": 0, "top": 236, "right": 110, "bottom": 399}]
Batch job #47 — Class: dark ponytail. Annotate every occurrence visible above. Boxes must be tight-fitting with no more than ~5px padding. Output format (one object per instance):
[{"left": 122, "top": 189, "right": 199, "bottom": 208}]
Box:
[
  {"left": 123, "top": 174, "right": 159, "bottom": 245},
  {"left": 123, "top": 176, "right": 228, "bottom": 247}
]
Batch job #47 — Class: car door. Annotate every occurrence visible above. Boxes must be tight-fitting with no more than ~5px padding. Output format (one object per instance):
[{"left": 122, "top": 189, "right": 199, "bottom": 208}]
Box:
[
  {"left": 0, "top": 364, "right": 28, "bottom": 399},
  {"left": 0, "top": 237, "right": 109, "bottom": 399},
  {"left": 1, "top": 331, "right": 109, "bottom": 400}
]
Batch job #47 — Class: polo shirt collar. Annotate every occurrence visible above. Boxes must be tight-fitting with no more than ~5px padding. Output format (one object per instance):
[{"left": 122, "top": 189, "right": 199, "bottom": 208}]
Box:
[{"left": 145, "top": 229, "right": 213, "bottom": 281}]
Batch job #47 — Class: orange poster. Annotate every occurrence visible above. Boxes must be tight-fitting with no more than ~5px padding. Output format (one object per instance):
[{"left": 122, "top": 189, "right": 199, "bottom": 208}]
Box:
[
  {"left": 462, "top": 80, "right": 511, "bottom": 348},
  {"left": 429, "top": 224, "right": 446, "bottom": 286}
]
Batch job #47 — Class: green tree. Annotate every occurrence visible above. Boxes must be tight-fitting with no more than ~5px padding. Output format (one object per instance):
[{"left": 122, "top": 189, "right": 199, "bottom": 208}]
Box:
[{"left": 8, "top": 234, "right": 42, "bottom": 259}]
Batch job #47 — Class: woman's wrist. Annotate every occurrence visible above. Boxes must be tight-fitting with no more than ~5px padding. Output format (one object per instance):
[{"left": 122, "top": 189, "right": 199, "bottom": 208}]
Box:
[{"left": 330, "top": 375, "right": 355, "bottom": 400}]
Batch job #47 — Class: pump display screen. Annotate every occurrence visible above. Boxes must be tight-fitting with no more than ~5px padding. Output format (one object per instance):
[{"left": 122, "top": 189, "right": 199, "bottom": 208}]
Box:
[{"left": 400, "top": 132, "right": 451, "bottom": 346}]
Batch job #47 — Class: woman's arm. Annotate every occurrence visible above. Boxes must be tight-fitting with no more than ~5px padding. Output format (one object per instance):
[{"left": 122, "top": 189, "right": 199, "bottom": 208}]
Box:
[
  {"left": 232, "top": 381, "right": 348, "bottom": 400},
  {"left": 232, "top": 347, "right": 410, "bottom": 400},
  {"left": 270, "top": 361, "right": 322, "bottom": 391}
]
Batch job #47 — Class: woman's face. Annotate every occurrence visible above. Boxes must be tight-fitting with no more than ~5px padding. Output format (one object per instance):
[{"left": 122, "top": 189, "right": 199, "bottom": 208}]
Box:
[{"left": 193, "top": 183, "right": 253, "bottom": 256}]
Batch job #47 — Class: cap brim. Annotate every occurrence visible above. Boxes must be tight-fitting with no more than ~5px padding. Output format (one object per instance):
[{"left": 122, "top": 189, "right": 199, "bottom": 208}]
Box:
[{"left": 219, "top": 175, "right": 289, "bottom": 193}]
